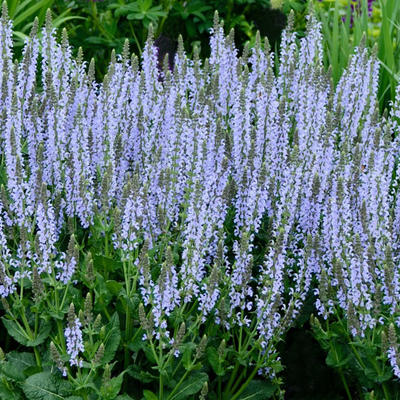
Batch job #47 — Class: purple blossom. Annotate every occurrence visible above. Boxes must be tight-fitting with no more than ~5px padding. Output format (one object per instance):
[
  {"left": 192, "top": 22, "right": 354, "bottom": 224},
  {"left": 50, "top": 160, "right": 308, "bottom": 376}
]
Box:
[{"left": 65, "top": 317, "right": 84, "bottom": 367}]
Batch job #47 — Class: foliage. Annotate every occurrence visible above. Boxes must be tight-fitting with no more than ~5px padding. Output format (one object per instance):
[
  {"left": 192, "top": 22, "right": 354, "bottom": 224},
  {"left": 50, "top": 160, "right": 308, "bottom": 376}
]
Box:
[
  {"left": 5, "top": 0, "right": 82, "bottom": 51},
  {"left": 312, "top": 0, "right": 400, "bottom": 112}
]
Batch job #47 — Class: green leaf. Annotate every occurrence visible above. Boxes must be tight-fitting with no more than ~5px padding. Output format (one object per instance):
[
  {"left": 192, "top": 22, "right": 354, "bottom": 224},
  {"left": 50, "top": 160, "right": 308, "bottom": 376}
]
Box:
[
  {"left": 128, "top": 332, "right": 145, "bottom": 353},
  {"left": 106, "top": 280, "right": 123, "bottom": 296},
  {"left": 0, "top": 351, "right": 36, "bottom": 382},
  {"left": 0, "top": 380, "right": 23, "bottom": 399},
  {"left": 237, "top": 380, "right": 276, "bottom": 400},
  {"left": 143, "top": 390, "right": 158, "bottom": 400},
  {"left": 22, "top": 372, "right": 74, "bottom": 400},
  {"left": 100, "top": 372, "right": 124, "bottom": 399},
  {"left": 102, "top": 313, "right": 121, "bottom": 364},
  {"left": 364, "top": 366, "right": 392, "bottom": 384},
  {"left": 181, "top": 342, "right": 196, "bottom": 371},
  {"left": 1, "top": 318, "right": 30, "bottom": 346},
  {"left": 1, "top": 317, "right": 51, "bottom": 347},
  {"left": 206, "top": 347, "right": 224, "bottom": 376},
  {"left": 169, "top": 371, "right": 208, "bottom": 400},
  {"left": 326, "top": 344, "right": 351, "bottom": 369},
  {"left": 127, "top": 364, "right": 156, "bottom": 384},
  {"left": 93, "top": 255, "right": 122, "bottom": 273}
]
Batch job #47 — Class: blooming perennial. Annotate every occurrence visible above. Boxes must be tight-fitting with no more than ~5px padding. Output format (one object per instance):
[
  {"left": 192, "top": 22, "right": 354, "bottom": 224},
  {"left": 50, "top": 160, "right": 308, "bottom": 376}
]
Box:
[{"left": 0, "top": 4, "right": 400, "bottom": 380}]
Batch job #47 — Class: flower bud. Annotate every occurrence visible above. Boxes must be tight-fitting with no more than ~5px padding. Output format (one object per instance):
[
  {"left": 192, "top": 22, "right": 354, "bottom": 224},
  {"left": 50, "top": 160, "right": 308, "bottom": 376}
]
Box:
[
  {"left": 199, "top": 381, "right": 208, "bottom": 400},
  {"left": 93, "top": 314, "right": 102, "bottom": 331},
  {"left": 84, "top": 292, "right": 93, "bottom": 326},
  {"left": 218, "top": 339, "right": 226, "bottom": 359},
  {"left": 195, "top": 335, "right": 207, "bottom": 360},
  {"left": 94, "top": 343, "right": 105, "bottom": 364}
]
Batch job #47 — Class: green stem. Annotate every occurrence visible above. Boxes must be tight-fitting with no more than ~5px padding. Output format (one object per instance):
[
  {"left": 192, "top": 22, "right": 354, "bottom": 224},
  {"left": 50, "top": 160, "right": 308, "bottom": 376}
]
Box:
[
  {"left": 167, "top": 367, "right": 192, "bottom": 400},
  {"left": 338, "top": 368, "right": 352, "bottom": 400},
  {"left": 59, "top": 282, "right": 70, "bottom": 311},
  {"left": 33, "top": 347, "right": 42, "bottom": 368},
  {"left": 159, "top": 373, "right": 164, "bottom": 400},
  {"left": 57, "top": 320, "right": 66, "bottom": 352},
  {"left": 230, "top": 364, "right": 260, "bottom": 400},
  {"left": 123, "top": 260, "right": 132, "bottom": 369},
  {"left": 128, "top": 22, "right": 142, "bottom": 55},
  {"left": 326, "top": 319, "right": 352, "bottom": 400},
  {"left": 368, "top": 356, "right": 390, "bottom": 400},
  {"left": 34, "top": 311, "right": 39, "bottom": 337},
  {"left": 124, "top": 303, "right": 131, "bottom": 369},
  {"left": 229, "top": 367, "right": 247, "bottom": 394},
  {"left": 105, "top": 232, "right": 109, "bottom": 258},
  {"left": 224, "top": 361, "right": 240, "bottom": 397}
]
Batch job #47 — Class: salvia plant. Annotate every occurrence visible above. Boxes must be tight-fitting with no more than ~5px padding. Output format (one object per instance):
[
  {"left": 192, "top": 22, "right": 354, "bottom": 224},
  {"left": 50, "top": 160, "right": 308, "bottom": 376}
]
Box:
[{"left": 0, "top": 1, "right": 400, "bottom": 399}]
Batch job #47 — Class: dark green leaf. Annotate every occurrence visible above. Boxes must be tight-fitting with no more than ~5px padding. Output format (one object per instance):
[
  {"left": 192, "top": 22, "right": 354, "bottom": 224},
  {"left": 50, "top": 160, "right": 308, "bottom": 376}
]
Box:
[
  {"left": 181, "top": 342, "right": 196, "bottom": 371},
  {"left": 364, "top": 366, "right": 393, "bottom": 383},
  {"left": 22, "top": 372, "right": 74, "bottom": 400},
  {"left": 143, "top": 390, "right": 158, "bottom": 400},
  {"left": 94, "top": 255, "right": 122, "bottom": 273},
  {"left": 1, "top": 318, "right": 51, "bottom": 347},
  {"left": 0, "top": 381, "right": 23, "bottom": 399},
  {"left": 0, "top": 351, "right": 36, "bottom": 382},
  {"left": 169, "top": 371, "right": 207, "bottom": 400},
  {"left": 206, "top": 347, "right": 224, "bottom": 376},
  {"left": 106, "top": 280, "right": 123, "bottom": 296},
  {"left": 127, "top": 364, "right": 157, "bottom": 384},
  {"left": 102, "top": 313, "right": 121, "bottom": 364},
  {"left": 100, "top": 372, "right": 124, "bottom": 399},
  {"left": 325, "top": 344, "right": 351, "bottom": 369},
  {"left": 237, "top": 380, "right": 276, "bottom": 400}
]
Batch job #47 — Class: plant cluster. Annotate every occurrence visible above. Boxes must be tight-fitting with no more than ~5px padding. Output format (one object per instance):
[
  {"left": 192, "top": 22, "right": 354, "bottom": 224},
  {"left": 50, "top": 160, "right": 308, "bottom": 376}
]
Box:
[{"left": 1, "top": 2, "right": 400, "bottom": 399}]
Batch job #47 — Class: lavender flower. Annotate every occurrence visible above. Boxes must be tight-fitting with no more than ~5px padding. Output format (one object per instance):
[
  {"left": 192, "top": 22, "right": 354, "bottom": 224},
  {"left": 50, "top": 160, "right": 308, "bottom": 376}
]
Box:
[{"left": 65, "top": 304, "right": 84, "bottom": 368}]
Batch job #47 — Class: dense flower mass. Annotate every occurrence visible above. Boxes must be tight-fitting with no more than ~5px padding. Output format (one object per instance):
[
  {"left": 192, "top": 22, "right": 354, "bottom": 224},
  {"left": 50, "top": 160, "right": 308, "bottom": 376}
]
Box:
[{"left": 0, "top": 3, "right": 400, "bottom": 390}]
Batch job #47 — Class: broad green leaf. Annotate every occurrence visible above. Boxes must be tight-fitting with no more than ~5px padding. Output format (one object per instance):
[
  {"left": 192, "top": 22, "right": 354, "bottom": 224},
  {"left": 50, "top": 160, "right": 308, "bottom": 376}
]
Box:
[
  {"left": 143, "top": 390, "right": 158, "bottom": 400},
  {"left": 94, "top": 254, "right": 123, "bottom": 273},
  {"left": 0, "top": 351, "right": 36, "bottom": 382},
  {"left": 13, "top": 0, "right": 51, "bottom": 27},
  {"left": 206, "top": 347, "right": 224, "bottom": 376},
  {"left": 127, "top": 364, "right": 156, "bottom": 384},
  {"left": 237, "top": 380, "right": 276, "bottom": 400},
  {"left": 0, "top": 381, "right": 23, "bottom": 399},
  {"left": 2, "top": 318, "right": 51, "bottom": 347},
  {"left": 128, "top": 331, "right": 145, "bottom": 353},
  {"left": 325, "top": 344, "right": 351, "bottom": 369},
  {"left": 22, "top": 372, "right": 74, "bottom": 400},
  {"left": 1, "top": 318, "right": 30, "bottom": 346},
  {"left": 106, "top": 280, "right": 123, "bottom": 296},
  {"left": 364, "top": 367, "right": 392, "bottom": 384},
  {"left": 100, "top": 372, "right": 124, "bottom": 400},
  {"left": 181, "top": 342, "right": 196, "bottom": 371},
  {"left": 102, "top": 313, "right": 121, "bottom": 364},
  {"left": 169, "top": 371, "right": 207, "bottom": 400}
]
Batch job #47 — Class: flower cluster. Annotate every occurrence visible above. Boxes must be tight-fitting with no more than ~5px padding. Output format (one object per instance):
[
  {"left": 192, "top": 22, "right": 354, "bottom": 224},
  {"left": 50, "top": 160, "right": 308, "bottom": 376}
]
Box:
[{"left": 64, "top": 304, "right": 84, "bottom": 368}]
